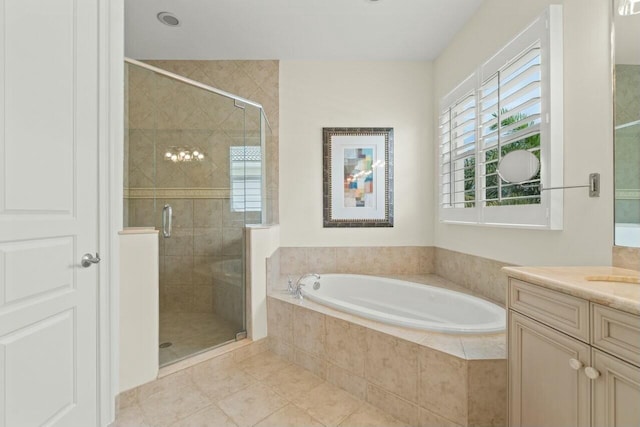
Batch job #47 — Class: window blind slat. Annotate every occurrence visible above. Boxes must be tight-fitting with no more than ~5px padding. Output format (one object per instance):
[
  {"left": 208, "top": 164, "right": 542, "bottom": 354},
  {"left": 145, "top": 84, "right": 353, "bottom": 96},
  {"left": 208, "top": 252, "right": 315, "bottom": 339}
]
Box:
[
  {"left": 502, "top": 47, "right": 541, "bottom": 82},
  {"left": 476, "top": 42, "right": 542, "bottom": 207},
  {"left": 500, "top": 66, "right": 540, "bottom": 99},
  {"left": 499, "top": 85, "right": 540, "bottom": 114},
  {"left": 230, "top": 146, "right": 262, "bottom": 212}
]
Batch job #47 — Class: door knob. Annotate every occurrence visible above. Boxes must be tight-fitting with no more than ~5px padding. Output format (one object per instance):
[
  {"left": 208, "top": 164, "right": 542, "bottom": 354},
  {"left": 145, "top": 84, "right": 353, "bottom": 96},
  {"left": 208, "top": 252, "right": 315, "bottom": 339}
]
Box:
[
  {"left": 585, "top": 366, "right": 601, "bottom": 380},
  {"left": 81, "top": 253, "right": 101, "bottom": 268},
  {"left": 568, "top": 358, "right": 583, "bottom": 370}
]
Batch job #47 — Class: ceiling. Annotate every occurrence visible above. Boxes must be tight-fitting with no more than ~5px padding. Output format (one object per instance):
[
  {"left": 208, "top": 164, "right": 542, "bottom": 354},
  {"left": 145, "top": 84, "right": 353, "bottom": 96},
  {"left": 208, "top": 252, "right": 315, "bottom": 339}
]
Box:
[{"left": 125, "top": 0, "right": 484, "bottom": 61}]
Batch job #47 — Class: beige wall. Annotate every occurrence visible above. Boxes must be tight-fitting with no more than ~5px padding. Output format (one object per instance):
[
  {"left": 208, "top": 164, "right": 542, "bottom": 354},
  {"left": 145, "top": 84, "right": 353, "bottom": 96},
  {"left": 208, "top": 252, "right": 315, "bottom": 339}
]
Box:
[
  {"left": 119, "top": 230, "right": 159, "bottom": 392},
  {"left": 279, "top": 61, "right": 434, "bottom": 247},
  {"left": 433, "top": 0, "right": 614, "bottom": 266}
]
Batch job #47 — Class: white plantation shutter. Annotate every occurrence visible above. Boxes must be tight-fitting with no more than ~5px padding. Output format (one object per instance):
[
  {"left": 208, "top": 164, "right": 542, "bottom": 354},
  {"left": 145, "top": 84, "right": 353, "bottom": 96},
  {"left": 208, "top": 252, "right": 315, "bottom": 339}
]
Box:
[
  {"left": 438, "top": 5, "right": 563, "bottom": 228},
  {"left": 479, "top": 44, "right": 542, "bottom": 206},
  {"left": 441, "top": 92, "right": 477, "bottom": 207},
  {"left": 439, "top": 74, "right": 479, "bottom": 223},
  {"left": 230, "top": 146, "right": 262, "bottom": 212}
]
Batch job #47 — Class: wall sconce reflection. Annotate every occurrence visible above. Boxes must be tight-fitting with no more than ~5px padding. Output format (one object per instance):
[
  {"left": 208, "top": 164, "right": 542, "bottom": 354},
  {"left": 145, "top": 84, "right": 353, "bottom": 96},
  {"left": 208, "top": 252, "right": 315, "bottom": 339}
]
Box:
[{"left": 164, "top": 147, "right": 205, "bottom": 163}]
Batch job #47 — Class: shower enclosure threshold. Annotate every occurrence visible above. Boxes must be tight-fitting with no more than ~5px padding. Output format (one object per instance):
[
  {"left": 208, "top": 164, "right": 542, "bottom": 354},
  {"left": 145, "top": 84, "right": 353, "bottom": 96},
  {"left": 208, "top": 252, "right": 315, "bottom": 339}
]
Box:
[
  {"left": 159, "top": 338, "right": 236, "bottom": 368},
  {"left": 158, "top": 337, "right": 252, "bottom": 377}
]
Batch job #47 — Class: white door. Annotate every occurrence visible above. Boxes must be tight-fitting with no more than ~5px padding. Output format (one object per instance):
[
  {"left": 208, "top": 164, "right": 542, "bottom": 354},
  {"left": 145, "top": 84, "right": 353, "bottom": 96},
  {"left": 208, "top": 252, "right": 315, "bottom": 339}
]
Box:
[{"left": 0, "top": 0, "right": 101, "bottom": 426}]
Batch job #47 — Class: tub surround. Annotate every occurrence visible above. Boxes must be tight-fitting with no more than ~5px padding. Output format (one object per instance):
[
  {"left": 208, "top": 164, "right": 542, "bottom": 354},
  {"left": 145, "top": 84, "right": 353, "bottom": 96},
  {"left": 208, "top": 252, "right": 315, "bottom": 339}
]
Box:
[
  {"left": 279, "top": 246, "right": 435, "bottom": 276},
  {"left": 434, "top": 248, "right": 512, "bottom": 305},
  {"left": 502, "top": 266, "right": 640, "bottom": 315},
  {"left": 269, "top": 275, "right": 506, "bottom": 360},
  {"left": 267, "top": 273, "right": 507, "bottom": 427},
  {"left": 613, "top": 245, "right": 640, "bottom": 271},
  {"left": 277, "top": 246, "right": 510, "bottom": 306}
]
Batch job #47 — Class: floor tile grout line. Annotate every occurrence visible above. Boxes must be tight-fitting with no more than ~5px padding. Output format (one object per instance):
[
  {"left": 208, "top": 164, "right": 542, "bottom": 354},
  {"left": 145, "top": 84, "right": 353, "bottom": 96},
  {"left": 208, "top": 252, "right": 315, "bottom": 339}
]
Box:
[
  {"left": 124, "top": 350, "right": 405, "bottom": 427},
  {"left": 288, "top": 400, "right": 329, "bottom": 427},
  {"left": 246, "top": 400, "right": 290, "bottom": 427},
  {"left": 162, "top": 402, "right": 219, "bottom": 427},
  {"left": 215, "top": 381, "right": 290, "bottom": 427},
  {"left": 234, "top": 352, "right": 358, "bottom": 427}
]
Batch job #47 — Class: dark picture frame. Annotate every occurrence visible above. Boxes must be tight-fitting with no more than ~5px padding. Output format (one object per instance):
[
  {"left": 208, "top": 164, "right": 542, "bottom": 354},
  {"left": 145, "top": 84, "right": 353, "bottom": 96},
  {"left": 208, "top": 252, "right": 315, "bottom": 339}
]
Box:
[{"left": 322, "top": 127, "right": 394, "bottom": 227}]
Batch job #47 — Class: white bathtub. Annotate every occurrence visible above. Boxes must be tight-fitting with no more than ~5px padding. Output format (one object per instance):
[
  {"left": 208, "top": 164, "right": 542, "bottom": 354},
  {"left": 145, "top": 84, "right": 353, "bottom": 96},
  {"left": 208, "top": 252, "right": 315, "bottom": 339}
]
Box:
[
  {"left": 300, "top": 274, "right": 506, "bottom": 334},
  {"left": 615, "top": 223, "right": 640, "bottom": 247}
]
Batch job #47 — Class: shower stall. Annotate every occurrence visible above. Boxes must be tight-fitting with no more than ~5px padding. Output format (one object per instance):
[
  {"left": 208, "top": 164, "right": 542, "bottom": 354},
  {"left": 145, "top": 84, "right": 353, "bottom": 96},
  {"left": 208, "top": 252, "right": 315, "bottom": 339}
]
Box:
[
  {"left": 124, "top": 59, "right": 272, "bottom": 366},
  {"left": 614, "top": 64, "right": 640, "bottom": 247}
]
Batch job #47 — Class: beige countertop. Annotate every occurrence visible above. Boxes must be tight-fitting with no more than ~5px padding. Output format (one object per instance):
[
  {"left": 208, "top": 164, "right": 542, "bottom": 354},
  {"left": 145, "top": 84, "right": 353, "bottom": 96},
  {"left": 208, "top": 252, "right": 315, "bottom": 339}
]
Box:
[{"left": 502, "top": 266, "right": 640, "bottom": 316}]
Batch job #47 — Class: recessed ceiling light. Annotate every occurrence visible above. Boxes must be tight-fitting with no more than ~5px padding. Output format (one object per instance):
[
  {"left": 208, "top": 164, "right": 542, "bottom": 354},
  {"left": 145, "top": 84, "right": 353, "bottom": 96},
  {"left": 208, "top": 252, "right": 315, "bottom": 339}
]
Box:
[{"left": 157, "top": 12, "right": 180, "bottom": 27}]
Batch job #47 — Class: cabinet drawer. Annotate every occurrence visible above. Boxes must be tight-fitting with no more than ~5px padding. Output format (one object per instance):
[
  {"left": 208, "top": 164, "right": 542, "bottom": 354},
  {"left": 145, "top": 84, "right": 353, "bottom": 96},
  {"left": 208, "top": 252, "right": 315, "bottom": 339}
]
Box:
[
  {"left": 592, "top": 304, "right": 640, "bottom": 367},
  {"left": 509, "top": 278, "right": 590, "bottom": 342}
]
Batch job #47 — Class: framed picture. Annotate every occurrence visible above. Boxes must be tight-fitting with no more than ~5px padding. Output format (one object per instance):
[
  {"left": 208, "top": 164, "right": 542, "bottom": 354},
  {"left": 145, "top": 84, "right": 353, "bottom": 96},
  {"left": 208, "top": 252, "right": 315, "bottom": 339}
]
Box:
[{"left": 323, "top": 127, "right": 394, "bottom": 227}]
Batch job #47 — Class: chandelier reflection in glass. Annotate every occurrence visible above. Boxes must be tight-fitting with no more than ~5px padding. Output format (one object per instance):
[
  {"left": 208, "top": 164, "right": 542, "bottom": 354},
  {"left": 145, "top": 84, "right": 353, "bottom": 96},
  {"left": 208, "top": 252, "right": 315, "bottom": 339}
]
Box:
[{"left": 164, "top": 147, "right": 205, "bottom": 163}]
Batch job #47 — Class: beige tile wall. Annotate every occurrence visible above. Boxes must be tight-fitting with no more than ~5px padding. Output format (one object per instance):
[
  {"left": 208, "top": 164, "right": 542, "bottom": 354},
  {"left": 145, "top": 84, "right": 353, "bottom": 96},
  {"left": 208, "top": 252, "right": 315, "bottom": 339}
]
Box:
[
  {"left": 612, "top": 246, "right": 640, "bottom": 271},
  {"left": 144, "top": 60, "right": 280, "bottom": 224},
  {"left": 434, "top": 248, "right": 512, "bottom": 305},
  {"left": 276, "top": 246, "right": 509, "bottom": 305},
  {"left": 278, "top": 246, "right": 435, "bottom": 276},
  {"left": 126, "top": 60, "right": 278, "bottom": 323},
  {"left": 267, "top": 297, "right": 507, "bottom": 427},
  {"left": 127, "top": 196, "right": 254, "bottom": 322}
]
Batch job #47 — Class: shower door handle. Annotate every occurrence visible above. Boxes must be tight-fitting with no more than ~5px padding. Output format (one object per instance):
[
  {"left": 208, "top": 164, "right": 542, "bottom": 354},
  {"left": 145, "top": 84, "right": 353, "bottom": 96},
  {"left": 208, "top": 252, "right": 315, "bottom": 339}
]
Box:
[{"left": 162, "top": 204, "right": 172, "bottom": 238}]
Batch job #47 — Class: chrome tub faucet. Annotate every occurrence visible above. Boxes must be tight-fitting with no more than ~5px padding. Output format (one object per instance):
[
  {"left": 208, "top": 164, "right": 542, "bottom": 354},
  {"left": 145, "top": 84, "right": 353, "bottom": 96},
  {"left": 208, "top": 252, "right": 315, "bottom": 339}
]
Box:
[{"left": 290, "top": 273, "right": 320, "bottom": 300}]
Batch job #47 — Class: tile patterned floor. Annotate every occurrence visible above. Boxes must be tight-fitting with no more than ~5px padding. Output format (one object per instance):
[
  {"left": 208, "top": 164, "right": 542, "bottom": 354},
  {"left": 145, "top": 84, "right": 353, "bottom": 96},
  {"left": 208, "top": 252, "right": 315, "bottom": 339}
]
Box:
[
  {"left": 114, "top": 350, "right": 409, "bottom": 427},
  {"left": 159, "top": 312, "right": 240, "bottom": 366}
]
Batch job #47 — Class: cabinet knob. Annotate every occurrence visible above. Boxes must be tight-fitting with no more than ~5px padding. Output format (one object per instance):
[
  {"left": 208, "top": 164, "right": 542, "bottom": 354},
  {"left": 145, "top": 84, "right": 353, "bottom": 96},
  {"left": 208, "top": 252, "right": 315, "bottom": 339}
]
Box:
[
  {"left": 568, "top": 358, "right": 583, "bottom": 370},
  {"left": 585, "top": 366, "right": 600, "bottom": 380}
]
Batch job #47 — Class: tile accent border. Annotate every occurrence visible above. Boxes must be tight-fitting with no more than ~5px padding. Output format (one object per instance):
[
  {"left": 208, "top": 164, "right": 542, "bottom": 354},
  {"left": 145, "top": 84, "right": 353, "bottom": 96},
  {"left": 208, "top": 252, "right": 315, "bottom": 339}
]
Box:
[
  {"left": 616, "top": 189, "right": 640, "bottom": 200},
  {"left": 124, "top": 187, "right": 231, "bottom": 199}
]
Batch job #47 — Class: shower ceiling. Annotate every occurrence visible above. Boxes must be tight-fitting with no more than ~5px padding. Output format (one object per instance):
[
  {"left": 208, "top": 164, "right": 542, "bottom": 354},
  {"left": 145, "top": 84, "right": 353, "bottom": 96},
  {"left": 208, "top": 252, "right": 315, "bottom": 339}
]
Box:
[{"left": 125, "top": 0, "right": 484, "bottom": 60}]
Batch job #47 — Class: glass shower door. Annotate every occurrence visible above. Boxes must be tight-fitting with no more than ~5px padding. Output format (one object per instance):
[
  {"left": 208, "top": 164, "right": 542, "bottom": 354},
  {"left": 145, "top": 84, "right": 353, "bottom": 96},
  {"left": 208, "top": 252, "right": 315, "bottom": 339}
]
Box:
[{"left": 125, "top": 61, "right": 252, "bottom": 366}]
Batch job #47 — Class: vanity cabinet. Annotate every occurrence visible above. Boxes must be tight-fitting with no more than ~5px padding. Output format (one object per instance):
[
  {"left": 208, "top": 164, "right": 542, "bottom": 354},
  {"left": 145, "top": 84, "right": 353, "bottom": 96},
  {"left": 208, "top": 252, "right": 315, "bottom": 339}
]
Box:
[{"left": 507, "top": 277, "right": 640, "bottom": 427}]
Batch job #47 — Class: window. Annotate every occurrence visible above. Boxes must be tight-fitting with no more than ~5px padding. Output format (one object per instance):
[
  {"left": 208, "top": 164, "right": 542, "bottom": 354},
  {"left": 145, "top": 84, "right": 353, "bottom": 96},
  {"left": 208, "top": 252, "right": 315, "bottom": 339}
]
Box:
[
  {"left": 439, "top": 5, "right": 563, "bottom": 229},
  {"left": 480, "top": 43, "right": 542, "bottom": 207},
  {"left": 230, "top": 146, "right": 262, "bottom": 212},
  {"left": 440, "top": 76, "right": 477, "bottom": 217}
]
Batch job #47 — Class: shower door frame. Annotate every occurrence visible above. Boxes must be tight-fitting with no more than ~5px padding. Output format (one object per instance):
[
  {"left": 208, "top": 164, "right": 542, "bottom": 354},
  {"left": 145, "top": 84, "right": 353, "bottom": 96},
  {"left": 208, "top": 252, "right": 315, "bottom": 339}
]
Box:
[
  {"left": 124, "top": 58, "right": 269, "bottom": 363},
  {"left": 124, "top": 58, "right": 265, "bottom": 111}
]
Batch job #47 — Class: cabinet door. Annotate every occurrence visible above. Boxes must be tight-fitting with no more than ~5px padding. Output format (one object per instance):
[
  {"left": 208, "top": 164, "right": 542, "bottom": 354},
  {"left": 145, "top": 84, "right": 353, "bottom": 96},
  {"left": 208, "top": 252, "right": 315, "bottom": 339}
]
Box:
[
  {"left": 509, "top": 311, "right": 591, "bottom": 427},
  {"left": 592, "top": 349, "right": 640, "bottom": 427}
]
